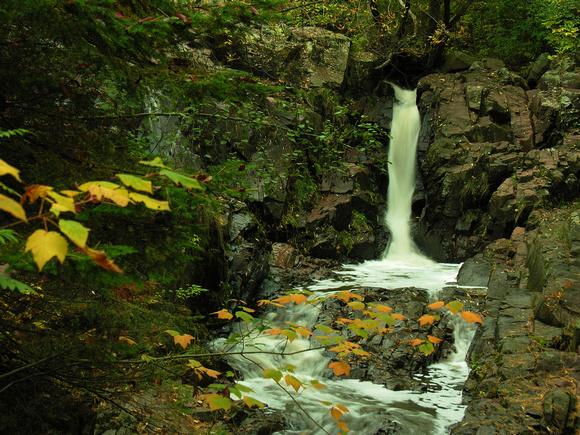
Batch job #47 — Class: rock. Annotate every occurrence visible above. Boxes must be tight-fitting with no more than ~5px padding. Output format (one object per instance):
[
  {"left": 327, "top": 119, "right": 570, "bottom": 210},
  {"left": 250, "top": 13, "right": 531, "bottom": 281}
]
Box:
[
  {"left": 270, "top": 242, "right": 298, "bottom": 268},
  {"left": 527, "top": 53, "right": 552, "bottom": 87},
  {"left": 543, "top": 389, "right": 576, "bottom": 431},
  {"left": 230, "top": 212, "right": 255, "bottom": 242},
  {"left": 308, "top": 227, "right": 340, "bottom": 258},
  {"left": 484, "top": 58, "right": 505, "bottom": 71},
  {"left": 562, "top": 72, "right": 580, "bottom": 89},
  {"left": 481, "top": 87, "right": 510, "bottom": 124},
  {"left": 457, "top": 253, "right": 492, "bottom": 287},
  {"left": 307, "top": 194, "right": 352, "bottom": 231},
  {"left": 442, "top": 51, "right": 477, "bottom": 72},
  {"left": 292, "top": 27, "right": 351, "bottom": 88},
  {"left": 229, "top": 241, "right": 270, "bottom": 302}
]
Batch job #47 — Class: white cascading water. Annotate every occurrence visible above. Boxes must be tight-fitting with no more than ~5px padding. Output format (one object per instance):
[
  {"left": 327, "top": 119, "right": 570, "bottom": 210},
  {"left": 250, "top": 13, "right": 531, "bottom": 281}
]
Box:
[
  {"left": 213, "top": 84, "right": 481, "bottom": 434},
  {"left": 383, "top": 85, "right": 423, "bottom": 263}
]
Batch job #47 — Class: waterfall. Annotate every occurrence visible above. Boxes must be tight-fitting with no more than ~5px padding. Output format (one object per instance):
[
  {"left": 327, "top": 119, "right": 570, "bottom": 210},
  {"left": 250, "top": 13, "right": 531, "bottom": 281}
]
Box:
[
  {"left": 212, "top": 85, "right": 482, "bottom": 434},
  {"left": 383, "top": 85, "right": 431, "bottom": 265}
]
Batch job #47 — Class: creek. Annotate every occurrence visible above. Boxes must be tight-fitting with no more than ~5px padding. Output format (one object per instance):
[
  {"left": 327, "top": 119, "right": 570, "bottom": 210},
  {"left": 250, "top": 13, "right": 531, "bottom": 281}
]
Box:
[{"left": 213, "top": 85, "right": 481, "bottom": 434}]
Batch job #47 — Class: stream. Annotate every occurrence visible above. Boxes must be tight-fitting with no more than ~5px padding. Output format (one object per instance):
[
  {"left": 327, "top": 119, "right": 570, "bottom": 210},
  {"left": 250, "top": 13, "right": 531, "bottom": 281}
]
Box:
[
  {"left": 213, "top": 85, "right": 482, "bottom": 434},
  {"left": 214, "top": 261, "right": 477, "bottom": 434}
]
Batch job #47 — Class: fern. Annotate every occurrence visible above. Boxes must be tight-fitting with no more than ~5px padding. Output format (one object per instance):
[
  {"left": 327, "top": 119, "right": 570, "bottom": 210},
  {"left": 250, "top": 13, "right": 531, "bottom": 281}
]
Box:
[
  {"left": 0, "top": 229, "right": 19, "bottom": 245},
  {"left": 0, "top": 275, "right": 36, "bottom": 294},
  {"left": 0, "top": 128, "right": 30, "bottom": 138}
]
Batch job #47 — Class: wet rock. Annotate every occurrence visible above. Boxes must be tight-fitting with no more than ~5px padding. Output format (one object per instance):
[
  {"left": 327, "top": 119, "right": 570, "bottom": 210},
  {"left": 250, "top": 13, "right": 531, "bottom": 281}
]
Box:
[
  {"left": 457, "top": 253, "right": 492, "bottom": 287},
  {"left": 270, "top": 242, "right": 298, "bottom": 268},
  {"left": 229, "top": 241, "right": 270, "bottom": 303}
]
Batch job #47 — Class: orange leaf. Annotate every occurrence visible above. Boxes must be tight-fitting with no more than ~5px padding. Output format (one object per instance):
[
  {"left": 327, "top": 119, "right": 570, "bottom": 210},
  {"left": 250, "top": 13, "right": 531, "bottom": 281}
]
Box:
[
  {"left": 284, "top": 374, "right": 303, "bottom": 392},
  {"left": 83, "top": 246, "right": 123, "bottom": 273},
  {"left": 374, "top": 304, "right": 393, "bottom": 313},
  {"left": 197, "top": 366, "right": 221, "bottom": 378},
  {"left": 273, "top": 295, "right": 291, "bottom": 305},
  {"left": 337, "top": 318, "right": 354, "bottom": 324},
  {"left": 295, "top": 326, "right": 313, "bottom": 338},
  {"left": 290, "top": 293, "right": 308, "bottom": 305},
  {"left": 331, "top": 406, "right": 343, "bottom": 420},
  {"left": 310, "top": 379, "right": 326, "bottom": 389},
  {"left": 21, "top": 185, "right": 52, "bottom": 204},
  {"left": 334, "top": 290, "right": 362, "bottom": 302},
  {"left": 336, "top": 404, "right": 349, "bottom": 413},
  {"left": 427, "top": 335, "right": 442, "bottom": 344},
  {"left": 427, "top": 301, "right": 445, "bottom": 310},
  {"left": 409, "top": 338, "right": 423, "bottom": 346},
  {"left": 417, "top": 314, "right": 435, "bottom": 326},
  {"left": 336, "top": 420, "right": 350, "bottom": 432},
  {"left": 328, "top": 361, "right": 350, "bottom": 377},
  {"left": 119, "top": 336, "right": 136, "bottom": 346},
  {"left": 263, "top": 328, "right": 283, "bottom": 336},
  {"left": 391, "top": 313, "right": 406, "bottom": 321},
  {"left": 211, "top": 309, "right": 233, "bottom": 320},
  {"left": 174, "top": 334, "right": 194, "bottom": 349},
  {"left": 460, "top": 311, "right": 483, "bottom": 324}
]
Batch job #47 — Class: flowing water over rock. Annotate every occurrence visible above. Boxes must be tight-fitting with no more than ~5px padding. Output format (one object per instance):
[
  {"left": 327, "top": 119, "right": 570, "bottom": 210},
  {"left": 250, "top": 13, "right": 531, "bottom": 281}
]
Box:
[
  {"left": 213, "top": 85, "right": 481, "bottom": 434},
  {"left": 214, "top": 263, "right": 477, "bottom": 434}
]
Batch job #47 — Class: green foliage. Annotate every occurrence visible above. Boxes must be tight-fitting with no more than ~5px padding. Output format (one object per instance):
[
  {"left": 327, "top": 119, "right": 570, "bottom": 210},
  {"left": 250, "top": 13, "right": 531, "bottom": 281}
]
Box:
[
  {"left": 538, "top": 0, "right": 580, "bottom": 57},
  {"left": 165, "top": 283, "right": 208, "bottom": 302},
  {"left": 463, "top": 0, "right": 549, "bottom": 65}
]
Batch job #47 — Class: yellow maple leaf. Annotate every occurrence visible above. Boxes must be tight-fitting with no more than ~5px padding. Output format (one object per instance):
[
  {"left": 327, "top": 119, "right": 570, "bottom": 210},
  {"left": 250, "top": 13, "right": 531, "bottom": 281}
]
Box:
[
  {"left": 78, "top": 181, "right": 131, "bottom": 207},
  {"left": 48, "top": 191, "right": 76, "bottom": 213},
  {"left": 243, "top": 396, "right": 264, "bottom": 409},
  {"left": 25, "top": 230, "right": 68, "bottom": 271},
  {"left": 284, "top": 374, "right": 303, "bottom": 392},
  {"left": 174, "top": 333, "right": 194, "bottom": 349},
  {"left": 0, "top": 159, "right": 22, "bottom": 182},
  {"left": 290, "top": 293, "right": 308, "bottom": 305},
  {"left": 0, "top": 193, "right": 27, "bottom": 222},
  {"left": 117, "top": 173, "right": 153, "bottom": 193},
  {"left": 129, "top": 192, "right": 170, "bottom": 211},
  {"left": 59, "top": 219, "right": 90, "bottom": 248}
]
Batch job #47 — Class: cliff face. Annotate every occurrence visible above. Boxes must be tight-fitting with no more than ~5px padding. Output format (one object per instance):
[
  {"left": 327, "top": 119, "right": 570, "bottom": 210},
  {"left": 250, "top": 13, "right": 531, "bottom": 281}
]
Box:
[{"left": 409, "top": 56, "right": 580, "bottom": 434}]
